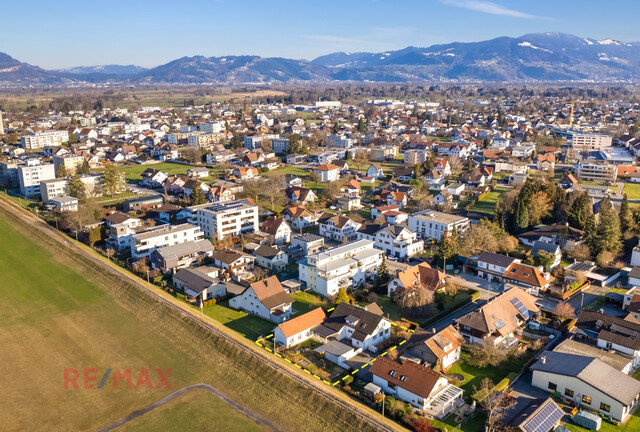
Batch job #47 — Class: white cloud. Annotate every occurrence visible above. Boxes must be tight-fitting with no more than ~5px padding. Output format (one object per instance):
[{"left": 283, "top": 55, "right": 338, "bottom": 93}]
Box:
[{"left": 443, "top": 0, "right": 541, "bottom": 19}]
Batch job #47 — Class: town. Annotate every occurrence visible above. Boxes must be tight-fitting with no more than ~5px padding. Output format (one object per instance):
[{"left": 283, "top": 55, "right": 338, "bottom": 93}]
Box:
[{"left": 4, "top": 87, "right": 640, "bottom": 432}]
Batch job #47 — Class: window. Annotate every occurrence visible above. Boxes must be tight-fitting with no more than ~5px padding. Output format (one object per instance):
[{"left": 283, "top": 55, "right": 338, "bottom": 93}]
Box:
[
  {"left": 565, "top": 388, "right": 574, "bottom": 398},
  {"left": 600, "top": 403, "right": 610, "bottom": 413},
  {"left": 582, "top": 395, "right": 592, "bottom": 405},
  {"left": 548, "top": 382, "right": 557, "bottom": 391}
]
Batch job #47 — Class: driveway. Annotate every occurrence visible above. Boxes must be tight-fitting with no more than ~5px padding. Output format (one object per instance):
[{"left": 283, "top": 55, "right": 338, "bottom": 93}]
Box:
[
  {"left": 449, "top": 273, "right": 502, "bottom": 300},
  {"left": 431, "top": 299, "right": 487, "bottom": 332},
  {"left": 508, "top": 372, "right": 554, "bottom": 416}
]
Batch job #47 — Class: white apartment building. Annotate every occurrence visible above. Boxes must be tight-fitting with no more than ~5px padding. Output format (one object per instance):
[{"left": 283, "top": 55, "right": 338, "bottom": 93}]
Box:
[
  {"left": 20, "top": 131, "right": 69, "bottom": 149},
  {"left": 368, "top": 224, "right": 424, "bottom": 260},
  {"left": 570, "top": 133, "right": 612, "bottom": 150},
  {"left": 326, "top": 135, "right": 354, "bottom": 148},
  {"left": 130, "top": 223, "right": 204, "bottom": 259},
  {"left": 187, "top": 133, "right": 222, "bottom": 147},
  {"left": 40, "top": 178, "right": 69, "bottom": 203},
  {"left": 53, "top": 155, "right": 84, "bottom": 175},
  {"left": 299, "top": 239, "right": 384, "bottom": 298},
  {"left": 408, "top": 210, "right": 470, "bottom": 241},
  {"left": 575, "top": 162, "right": 618, "bottom": 184},
  {"left": 18, "top": 163, "right": 55, "bottom": 196},
  {"left": 199, "top": 122, "right": 224, "bottom": 134},
  {"left": 167, "top": 132, "right": 199, "bottom": 145},
  {"left": 188, "top": 199, "right": 259, "bottom": 241}
]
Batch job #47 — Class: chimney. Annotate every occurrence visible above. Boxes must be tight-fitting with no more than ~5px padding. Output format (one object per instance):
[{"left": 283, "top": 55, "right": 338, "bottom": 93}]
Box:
[
  {"left": 541, "top": 356, "right": 546, "bottom": 365},
  {"left": 432, "top": 328, "right": 437, "bottom": 334}
]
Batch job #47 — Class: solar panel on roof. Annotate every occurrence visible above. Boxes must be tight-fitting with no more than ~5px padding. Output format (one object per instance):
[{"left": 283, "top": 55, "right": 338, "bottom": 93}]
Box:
[
  {"left": 523, "top": 402, "right": 563, "bottom": 432},
  {"left": 510, "top": 297, "right": 531, "bottom": 320}
]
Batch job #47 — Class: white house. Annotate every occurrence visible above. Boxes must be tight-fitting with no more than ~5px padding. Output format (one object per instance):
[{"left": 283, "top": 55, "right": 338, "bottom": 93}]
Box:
[
  {"left": 476, "top": 252, "right": 521, "bottom": 283},
  {"left": 313, "top": 163, "right": 340, "bottom": 182},
  {"left": 261, "top": 216, "right": 292, "bottom": 245},
  {"left": 408, "top": 210, "right": 470, "bottom": 241},
  {"left": 318, "top": 213, "right": 361, "bottom": 242},
  {"left": 405, "top": 325, "right": 465, "bottom": 371},
  {"left": 369, "top": 357, "right": 464, "bottom": 416},
  {"left": 368, "top": 224, "right": 424, "bottom": 260},
  {"left": 253, "top": 245, "right": 288, "bottom": 271},
  {"left": 367, "top": 163, "right": 385, "bottom": 179},
  {"left": 130, "top": 223, "right": 204, "bottom": 259},
  {"left": 319, "top": 302, "right": 391, "bottom": 352},
  {"left": 229, "top": 276, "right": 293, "bottom": 323},
  {"left": 273, "top": 307, "right": 326, "bottom": 348}
]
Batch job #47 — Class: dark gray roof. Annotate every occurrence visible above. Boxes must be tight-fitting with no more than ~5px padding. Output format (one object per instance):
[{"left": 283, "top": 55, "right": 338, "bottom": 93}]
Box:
[
  {"left": 254, "top": 244, "right": 283, "bottom": 259},
  {"left": 357, "top": 222, "right": 385, "bottom": 236},
  {"left": 531, "top": 351, "right": 640, "bottom": 405},
  {"left": 477, "top": 252, "right": 518, "bottom": 268},
  {"left": 531, "top": 240, "right": 560, "bottom": 256},
  {"left": 324, "top": 303, "right": 386, "bottom": 341},
  {"left": 293, "top": 233, "right": 323, "bottom": 243},
  {"left": 173, "top": 268, "right": 218, "bottom": 295},
  {"left": 629, "top": 266, "right": 640, "bottom": 279}
]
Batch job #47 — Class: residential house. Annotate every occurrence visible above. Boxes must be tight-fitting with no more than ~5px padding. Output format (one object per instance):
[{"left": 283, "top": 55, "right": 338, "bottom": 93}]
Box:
[
  {"left": 229, "top": 276, "right": 293, "bottom": 323},
  {"left": 506, "top": 398, "right": 564, "bottom": 432},
  {"left": 554, "top": 339, "right": 635, "bottom": 375},
  {"left": 318, "top": 302, "right": 391, "bottom": 352},
  {"left": 367, "top": 163, "right": 385, "bottom": 179},
  {"left": 455, "top": 288, "right": 539, "bottom": 344},
  {"left": 386, "top": 191, "right": 408, "bottom": 208},
  {"left": 404, "top": 325, "right": 465, "bottom": 371},
  {"left": 290, "top": 233, "right": 324, "bottom": 257},
  {"left": 261, "top": 216, "right": 292, "bottom": 245},
  {"left": 150, "top": 239, "right": 215, "bottom": 273},
  {"left": 187, "top": 167, "right": 210, "bottom": 178},
  {"left": 318, "top": 213, "right": 362, "bottom": 242},
  {"left": 281, "top": 205, "right": 319, "bottom": 230},
  {"left": 388, "top": 262, "right": 446, "bottom": 297},
  {"left": 232, "top": 166, "right": 259, "bottom": 180},
  {"left": 368, "top": 224, "right": 424, "bottom": 260},
  {"left": 274, "top": 307, "right": 326, "bottom": 348},
  {"left": 253, "top": 244, "right": 288, "bottom": 271},
  {"left": 393, "top": 166, "right": 414, "bottom": 181},
  {"left": 575, "top": 310, "right": 640, "bottom": 368},
  {"left": 369, "top": 357, "right": 463, "bottom": 416},
  {"left": 208, "top": 185, "right": 235, "bottom": 203},
  {"left": 130, "top": 223, "right": 204, "bottom": 259},
  {"left": 282, "top": 174, "right": 304, "bottom": 188},
  {"left": 530, "top": 351, "right": 640, "bottom": 422},
  {"left": 518, "top": 224, "right": 584, "bottom": 251},
  {"left": 445, "top": 183, "right": 465, "bottom": 196},
  {"left": 537, "top": 154, "right": 556, "bottom": 172},
  {"left": 530, "top": 240, "right": 562, "bottom": 271},
  {"left": 211, "top": 249, "right": 255, "bottom": 277},
  {"left": 313, "top": 163, "right": 340, "bottom": 182},
  {"left": 299, "top": 239, "right": 384, "bottom": 297},
  {"left": 50, "top": 196, "right": 78, "bottom": 212},
  {"left": 476, "top": 252, "right": 521, "bottom": 283},
  {"left": 285, "top": 187, "right": 316, "bottom": 204},
  {"left": 340, "top": 179, "right": 361, "bottom": 197},
  {"left": 140, "top": 168, "right": 168, "bottom": 188},
  {"left": 173, "top": 267, "right": 226, "bottom": 301},
  {"left": 502, "top": 262, "right": 554, "bottom": 296}
]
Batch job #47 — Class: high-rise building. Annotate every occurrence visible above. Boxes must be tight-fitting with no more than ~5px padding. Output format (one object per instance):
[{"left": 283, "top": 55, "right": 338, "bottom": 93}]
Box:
[{"left": 0, "top": 111, "right": 4, "bottom": 135}]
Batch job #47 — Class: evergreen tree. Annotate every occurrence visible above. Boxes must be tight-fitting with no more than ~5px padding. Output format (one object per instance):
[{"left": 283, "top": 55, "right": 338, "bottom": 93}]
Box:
[
  {"left": 595, "top": 197, "right": 622, "bottom": 254},
  {"left": 515, "top": 199, "right": 529, "bottom": 232},
  {"left": 230, "top": 134, "right": 243, "bottom": 149},
  {"left": 56, "top": 164, "right": 67, "bottom": 178},
  {"left": 584, "top": 213, "right": 597, "bottom": 254},
  {"left": 344, "top": 150, "right": 352, "bottom": 160},
  {"left": 190, "top": 182, "right": 207, "bottom": 205},
  {"left": 287, "top": 134, "right": 301, "bottom": 154},
  {"left": 78, "top": 159, "right": 91, "bottom": 175},
  {"left": 68, "top": 175, "right": 86, "bottom": 201},
  {"left": 334, "top": 288, "right": 352, "bottom": 305},
  {"left": 358, "top": 118, "right": 365, "bottom": 133},
  {"left": 620, "top": 193, "right": 632, "bottom": 233},
  {"left": 437, "top": 227, "right": 459, "bottom": 269},
  {"left": 374, "top": 257, "right": 391, "bottom": 293},
  {"left": 568, "top": 192, "right": 591, "bottom": 230}
]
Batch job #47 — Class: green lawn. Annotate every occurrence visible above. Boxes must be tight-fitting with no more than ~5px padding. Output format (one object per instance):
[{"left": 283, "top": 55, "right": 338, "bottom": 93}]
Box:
[
  {"left": 469, "top": 186, "right": 509, "bottom": 215},
  {"left": 265, "top": 166, "right": 311, "bottom": 179},
  {"left": 622, "top": 183, "right": 640, "bottom": 200},
  {"left": 203, "top": 300, "right": 275, "bottom": 340},
  {"left": 370, "top": 296, "right": 403, "bottom": 321},
  {"left": 431, "top": 411, "right": 486, "bottom": 432},
  {"left": 564, "top": 411, "right": 640, "bottom": 432},
  {"left": 115, "top": 162, "right": 195, "bottom": 184},
  {"left": 447, "top": 351, "right": 531, "bottom": 396},
  {"left": 291, "top": 291, "right": 329, "bottom": 316}
]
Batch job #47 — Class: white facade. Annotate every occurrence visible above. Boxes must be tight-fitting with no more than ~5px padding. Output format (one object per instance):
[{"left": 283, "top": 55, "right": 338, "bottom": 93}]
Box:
[
  {"left": 20, "top": 131, "right": 69, "bottom": 149},
  {"left": 314, "top": 166, "right": 340, "bottom": 182},
  {"left": 188, "top": 200, "right": 259, "bottom": 241},
  {"left": 570, "top": 133, "right": 612, "bottom": 150},
  {"left": 272, "top": 138, "right": 290, "bottom": 154},
  {"left": 40, "top": 178, "right": 69, "bottom": 203},
  {"left": 229, "top": 286, "right": 292, "bottom": 323},
  {"left": 130, "top": 223, "right": 204, "bottom": 259},
  {"left": 372, "top": 374, "right": 450, "bottom": 411},
  {"left": 408, "top": 210, "right": 470, "bottom": 241},
  {"left": 364, "top": 226, "right": 424, "bottom": 259},
  {"left": 18, "top": 163, "right": 56, "bottom": 196},
  {"left": 299, "top": 240, "right": 384, "bottom": 297},
  {"left": 326, "top": 135, "right": 354, "bottom": 148}
]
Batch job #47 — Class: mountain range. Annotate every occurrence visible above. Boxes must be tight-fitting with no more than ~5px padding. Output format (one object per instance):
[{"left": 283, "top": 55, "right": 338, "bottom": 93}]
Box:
[{"left": 2, "top": 33, "right": 640, "bottom": 86}]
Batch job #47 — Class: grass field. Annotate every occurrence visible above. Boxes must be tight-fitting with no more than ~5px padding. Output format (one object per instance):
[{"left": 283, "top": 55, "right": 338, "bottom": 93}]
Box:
[
  {"left": 118, "top": 388, "right": 270, "bottom": 432},
  {"left": 0, "top": 203, "right": 386, "bottom": 432},
  {"left": 117, "top": 162, "right": 195, "bottom": 184},
  {"left": 202, "top": 300, "right": 274, "bottom": 340},
  {"left": 447, "top": 351, "right": 530, "bottom": 396},
  {"left": 622, "top": 183, "right": 640, "bottom": 200},
  {"left": 469, "top": 186, "right": 509, "bottom": 215},
  {"left": 291, "top": 291, "right": 329, "bottom": 316}
]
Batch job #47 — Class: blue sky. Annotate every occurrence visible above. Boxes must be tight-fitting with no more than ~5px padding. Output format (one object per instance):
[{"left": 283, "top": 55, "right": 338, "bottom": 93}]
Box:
[{"left": 3, "top": 0, "right": 639, "bottom": 69}]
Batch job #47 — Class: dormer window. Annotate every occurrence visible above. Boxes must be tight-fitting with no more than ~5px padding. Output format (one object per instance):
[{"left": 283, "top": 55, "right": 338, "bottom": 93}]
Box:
[
  {"left": 524, "top": 273, "right": 529, "bottom": 277},
  {"left": 389, "top": 370, "right": 396, "bottom": 377},
  {"left": 400, "top": 376, "right": 407, "bottom": 381}
]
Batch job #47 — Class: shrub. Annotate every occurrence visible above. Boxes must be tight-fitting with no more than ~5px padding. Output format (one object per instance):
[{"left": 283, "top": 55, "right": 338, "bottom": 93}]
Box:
[{"left": 342, "top": 375, "right": 354, "bottom": 387}]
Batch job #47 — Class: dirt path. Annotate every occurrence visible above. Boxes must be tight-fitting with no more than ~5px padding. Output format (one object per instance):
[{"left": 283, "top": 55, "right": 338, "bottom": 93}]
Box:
[{"left": 96, "top": 383, "right": 282, "bottom": 432}]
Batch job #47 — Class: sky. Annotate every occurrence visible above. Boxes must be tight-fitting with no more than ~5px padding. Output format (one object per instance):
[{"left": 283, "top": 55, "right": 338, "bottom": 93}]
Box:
[{"left": 3, "top": 0, "right": 640, "bottom": 69}]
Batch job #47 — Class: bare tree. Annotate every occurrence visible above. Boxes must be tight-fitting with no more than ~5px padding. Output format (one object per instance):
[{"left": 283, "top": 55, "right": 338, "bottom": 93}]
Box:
[
  {"left": 474, "top": 378, "right": 517, "bottom": 432},
  {"left": 467, "top": 343, "right": 510, "bottom": 368},
  {"left": 324, "top": 180, "right": 342, "bottom": 202},
  {"left": 263, "top": 174, "right": 285, "bottom": 211},
  {"left": 567, "top": 243, "right": 591, "bottom": 262},
  {"left": 397, "top": 286, "right": 434, "bottom": 317},
  {"left": 554, "top": 302, "right": 576, "bottom": 322},
  {"left": 241, "top": 179, "right": 262, "bottom": 202}
]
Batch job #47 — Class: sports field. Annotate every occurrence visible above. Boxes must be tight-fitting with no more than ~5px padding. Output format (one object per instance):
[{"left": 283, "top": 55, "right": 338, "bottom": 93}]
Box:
[{"left": 0, "top": 202, "right": 386, "bottom": 432}]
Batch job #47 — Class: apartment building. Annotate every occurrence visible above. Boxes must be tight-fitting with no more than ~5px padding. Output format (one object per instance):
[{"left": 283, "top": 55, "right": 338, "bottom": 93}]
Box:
[
  {"left": 272, "top": 137, "right": 290, "bottom": 155},
  {"left": 575, "top": 162, "right": 618, "bottom": 184},
  {"left": 408, "top": 210, "right": 470, "bottom": 241},
  {"left": 40, "top": 178, "right": 69, "bottom": 203},
  {"left": 53, "top": 155, "right": 84, "bottom": 175},
  {"left": 326, "top": 135, "right": 354, "bottom": 148},
  {"left": 18, "top": 163, "right": 55, "bottom": 196},
  {"left": 188, "top": 199, "right": 259, "bottom": 241},
  {"left": 187, "top": 133, "right": 221, "bottom": 147},
  {"left": 199, "top": 122, "right": 224, "bottom": 134},
  {"left": 570, "top": 133, "right": 612, "bottom": 150},
  {"left": 20, "top": 131, "right": 69, "bottom": 149},
  {"left": 130, "top": 223, "right": 204, "bottom": 259},
  {"left": 299, "top": 239, "right": 384, "bottom": 298},
  {"left": 167, "top": 132, "right": 199, "bottom": 145}
]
